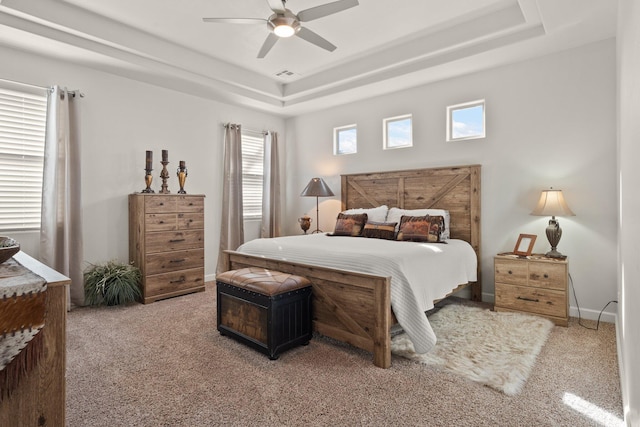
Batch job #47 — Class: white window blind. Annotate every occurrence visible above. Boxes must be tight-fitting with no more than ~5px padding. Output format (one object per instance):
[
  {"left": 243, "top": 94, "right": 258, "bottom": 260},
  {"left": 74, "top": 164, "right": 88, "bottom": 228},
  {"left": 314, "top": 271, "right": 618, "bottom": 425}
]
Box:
[
  {"left": 0, "top": 87, "right": 47, "bottom": 231},
  {"left": 241, "top": 131, "right": 264, "bottom": 220}
]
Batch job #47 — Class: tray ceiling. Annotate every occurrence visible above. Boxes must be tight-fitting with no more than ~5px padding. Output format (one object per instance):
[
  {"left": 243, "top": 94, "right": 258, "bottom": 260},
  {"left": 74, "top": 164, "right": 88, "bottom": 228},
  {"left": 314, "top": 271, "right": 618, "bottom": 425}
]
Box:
[{"left": 0, "top": 0, "right": 617, "bottom": 116}]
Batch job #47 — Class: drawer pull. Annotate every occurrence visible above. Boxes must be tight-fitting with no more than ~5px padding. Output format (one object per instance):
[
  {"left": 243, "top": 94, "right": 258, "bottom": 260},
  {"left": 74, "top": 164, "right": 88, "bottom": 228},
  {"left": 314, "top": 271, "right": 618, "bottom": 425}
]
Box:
[
  {"left": 159, "top": 202, "right": 164, "bottom": 206},
  {"left": 170, "top": 276, "right": 186, "bottom": 284},
  {"left": 508, "top": 270, "right": 513, "bottom": 275},
  {"left": 543, "top": 274, "right": 549, "bottom": 278},
  {"left": 517, "top": 296, "right": 539, "bottom": 303},
  {"left": 169, "top": 238, "right": 185, "bottom": 243},
  {"left": 169, "top": 258, "right": 186, "bottom": 263}
]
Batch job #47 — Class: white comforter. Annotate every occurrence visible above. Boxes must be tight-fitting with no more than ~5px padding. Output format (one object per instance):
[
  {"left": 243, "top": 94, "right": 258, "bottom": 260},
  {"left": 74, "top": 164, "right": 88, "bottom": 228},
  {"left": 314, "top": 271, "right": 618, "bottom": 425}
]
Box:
[{"left": 237, "top": 233, "right": 477, "bottom": 354}]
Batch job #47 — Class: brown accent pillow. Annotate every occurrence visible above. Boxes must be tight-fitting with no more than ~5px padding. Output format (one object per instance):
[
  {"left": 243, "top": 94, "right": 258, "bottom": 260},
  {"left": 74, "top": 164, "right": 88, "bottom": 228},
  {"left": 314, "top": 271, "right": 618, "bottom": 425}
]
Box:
[
  {"left": 397, "top": 215, "right": 431, "bottom": 242},
  {"left": 396, "top": 215, "right": 446, "bottom": 243},
  {"left": 333, "top": 213, "right": 368, "bottom": 237},
  {"left": 362, "top": 221, "right": 397, "bottom": 240}
]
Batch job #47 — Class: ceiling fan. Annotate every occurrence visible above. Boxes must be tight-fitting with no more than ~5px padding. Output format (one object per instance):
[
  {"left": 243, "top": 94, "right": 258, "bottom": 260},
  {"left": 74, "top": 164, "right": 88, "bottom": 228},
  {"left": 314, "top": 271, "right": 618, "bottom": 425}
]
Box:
[{"left": 203, "top": 0, "right": 359, "bottom": 58}]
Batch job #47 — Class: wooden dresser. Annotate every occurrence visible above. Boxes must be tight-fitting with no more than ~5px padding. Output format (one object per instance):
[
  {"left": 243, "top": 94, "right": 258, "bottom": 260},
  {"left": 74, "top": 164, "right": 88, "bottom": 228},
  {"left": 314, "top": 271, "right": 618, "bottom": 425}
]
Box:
[
  {"left": 129, "top": 193, "right": 205, "bottom": 304},
  {"left": 0, "top": 252, "right": 70, "bottom": 426},
  {"left": 494, "top": 253, "right": 568, "bottom": 326}
]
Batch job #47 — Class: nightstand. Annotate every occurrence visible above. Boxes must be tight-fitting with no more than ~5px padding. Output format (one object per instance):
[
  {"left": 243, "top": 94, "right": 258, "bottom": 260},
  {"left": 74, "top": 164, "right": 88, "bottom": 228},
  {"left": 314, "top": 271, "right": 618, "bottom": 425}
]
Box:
[{"left": 494, "top": 253, "right": 568, "bottom": 326}]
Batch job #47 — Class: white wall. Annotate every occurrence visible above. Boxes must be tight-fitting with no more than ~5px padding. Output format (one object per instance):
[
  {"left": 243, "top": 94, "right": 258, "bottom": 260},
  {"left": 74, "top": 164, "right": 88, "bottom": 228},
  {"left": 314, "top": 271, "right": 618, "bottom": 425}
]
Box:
[
  {"left": 284, "top": 39, "right": 617, "bottom": 320},
  {"left": 0, "top": 45, "right": 285, "bottom": 282},
  {"left": 617, "top": 0, "right": 640, "bottom": 423}
]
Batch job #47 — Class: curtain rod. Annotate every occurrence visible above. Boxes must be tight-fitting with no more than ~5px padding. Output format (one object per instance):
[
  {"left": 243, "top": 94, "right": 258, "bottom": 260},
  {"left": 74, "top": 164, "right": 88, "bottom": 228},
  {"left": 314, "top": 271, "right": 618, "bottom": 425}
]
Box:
[
  {"left": 223, "top": 123, "right": 267, "bottom": 135},
  {"left": 56, "top": 88, "right": 85, "bottom": 98},
  {"left": 0, "top": 78, "right": 84, "bottom": 98}
]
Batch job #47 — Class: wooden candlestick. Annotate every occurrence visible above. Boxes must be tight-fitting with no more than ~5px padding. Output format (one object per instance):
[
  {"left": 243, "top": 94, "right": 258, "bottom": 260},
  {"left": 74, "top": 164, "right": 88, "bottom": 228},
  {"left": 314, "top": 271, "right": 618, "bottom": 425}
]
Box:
[
  {"left": 159, "top": 160, "right": 170, "bottom": 194},
  {"left": 142, "top": 150, "right": 154, "bottom": 193}
]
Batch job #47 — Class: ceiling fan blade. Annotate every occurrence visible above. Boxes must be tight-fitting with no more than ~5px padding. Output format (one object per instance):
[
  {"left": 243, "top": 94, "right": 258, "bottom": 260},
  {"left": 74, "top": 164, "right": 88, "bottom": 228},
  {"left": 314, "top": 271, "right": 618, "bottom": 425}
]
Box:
[
  {"left": 297, "top": 0, "right": 359, "bottom": 22},
  {"left": 266, "top": 0, "right": 286, "bottom": 14},
  {"left": 257, "top": 33, "right": 279, "bottom": 58},
  {"left": 296, "top": 27, "right": 336, "bottom": 52},
  {"left": 203, "top": 18, "right": 267, "bottom": 24}
]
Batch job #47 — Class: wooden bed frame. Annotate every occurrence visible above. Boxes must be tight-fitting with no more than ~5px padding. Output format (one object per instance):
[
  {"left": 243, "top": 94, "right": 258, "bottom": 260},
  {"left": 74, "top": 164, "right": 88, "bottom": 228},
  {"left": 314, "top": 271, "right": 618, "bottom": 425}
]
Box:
[{"left": 221, "top": 164, "right": 481, "bottom": 368}]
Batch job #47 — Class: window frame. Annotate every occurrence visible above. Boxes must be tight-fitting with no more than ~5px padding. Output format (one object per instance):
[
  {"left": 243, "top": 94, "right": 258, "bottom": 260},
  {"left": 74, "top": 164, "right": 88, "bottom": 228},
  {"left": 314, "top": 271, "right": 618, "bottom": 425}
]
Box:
[
  {"left": 446, "top": 99, "right": 486, "bottom": 142},
  {"left": 383, "top": 114, "right": 413, "bottom": 150},
  {"left": 333, "top": 124, "right": 357, "bottom": 155},
  {"left": 0, "top": 83, "right": 47, "bottom": 232}
]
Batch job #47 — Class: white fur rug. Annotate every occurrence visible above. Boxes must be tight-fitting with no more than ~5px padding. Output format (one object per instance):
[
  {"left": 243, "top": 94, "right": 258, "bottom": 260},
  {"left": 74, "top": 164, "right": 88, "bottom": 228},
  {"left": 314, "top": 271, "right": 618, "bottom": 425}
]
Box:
[{"left": 391, "top": 304, "right": 554, "bottom": 395}]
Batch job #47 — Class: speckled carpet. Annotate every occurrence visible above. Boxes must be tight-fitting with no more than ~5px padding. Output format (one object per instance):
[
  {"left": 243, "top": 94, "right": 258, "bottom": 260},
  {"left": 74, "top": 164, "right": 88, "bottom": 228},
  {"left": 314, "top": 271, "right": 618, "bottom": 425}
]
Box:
[{"left": 65, "top": 283, "right": 623, "bottom": 426}]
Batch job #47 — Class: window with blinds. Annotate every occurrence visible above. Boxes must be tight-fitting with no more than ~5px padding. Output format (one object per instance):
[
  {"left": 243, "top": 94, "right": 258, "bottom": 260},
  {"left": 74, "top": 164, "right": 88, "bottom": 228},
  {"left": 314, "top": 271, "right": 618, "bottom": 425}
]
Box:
[
  {"left": 0, "top": 86, "right": 47, "bottom": 232},
  {"left": 241, "top": 131, "right": 264, "bottom": 220}
]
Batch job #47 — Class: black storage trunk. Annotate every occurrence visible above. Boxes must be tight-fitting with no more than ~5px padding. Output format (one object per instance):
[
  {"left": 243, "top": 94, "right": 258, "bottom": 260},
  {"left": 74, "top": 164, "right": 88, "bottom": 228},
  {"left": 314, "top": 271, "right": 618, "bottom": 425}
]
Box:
[{"left": 216, "top": 279, "right": 312, "bottom": 360}]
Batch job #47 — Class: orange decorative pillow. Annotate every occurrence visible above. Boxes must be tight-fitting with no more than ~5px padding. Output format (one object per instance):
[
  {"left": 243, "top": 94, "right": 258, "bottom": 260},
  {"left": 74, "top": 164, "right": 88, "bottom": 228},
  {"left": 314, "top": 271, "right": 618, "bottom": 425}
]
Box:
[
  {"left": 397, "top": 215, "right": 431, "bottom": 242},
  {"left": 397, "top": 215, "right": 446, "bottom": 243},
  {"left": 332, "top": 213, "right": 368, "bottom": 237}
]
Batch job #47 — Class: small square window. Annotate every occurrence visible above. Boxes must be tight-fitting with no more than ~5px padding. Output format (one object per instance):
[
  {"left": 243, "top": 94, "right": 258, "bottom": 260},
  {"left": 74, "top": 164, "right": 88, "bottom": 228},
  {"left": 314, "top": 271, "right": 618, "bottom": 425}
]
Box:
[
  {"left": 334, "top": 124, "right": 357, "bottom": 155},
  {"left": 447, "top": 100, "right": 485, "bottom": 141},
  {"left": 383, "top": 114, "right": 412, "bottom": 149}
]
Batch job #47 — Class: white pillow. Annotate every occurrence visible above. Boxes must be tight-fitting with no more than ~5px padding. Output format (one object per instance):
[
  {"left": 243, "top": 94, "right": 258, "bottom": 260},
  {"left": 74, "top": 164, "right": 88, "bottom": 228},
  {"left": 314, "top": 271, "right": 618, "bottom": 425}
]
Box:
[
  {"left": 386, "top": 207, "right": 451, "bottom": 239},
  {"left": 342, "top": 205, "right": 389, "bottom": 223}
]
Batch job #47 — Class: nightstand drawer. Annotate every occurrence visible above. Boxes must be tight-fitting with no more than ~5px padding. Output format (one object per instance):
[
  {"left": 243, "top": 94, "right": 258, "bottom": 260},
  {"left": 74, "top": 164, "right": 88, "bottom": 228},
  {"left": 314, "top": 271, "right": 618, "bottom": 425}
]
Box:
[
  {"left": 495, "top": 283, "right": 567, "bottom": 318},
  {"left": 528, "top": 261, "right": 567, "bottom": 290},
  {"left": 495, "top": 259, "right": 528, "bottom": 286}
]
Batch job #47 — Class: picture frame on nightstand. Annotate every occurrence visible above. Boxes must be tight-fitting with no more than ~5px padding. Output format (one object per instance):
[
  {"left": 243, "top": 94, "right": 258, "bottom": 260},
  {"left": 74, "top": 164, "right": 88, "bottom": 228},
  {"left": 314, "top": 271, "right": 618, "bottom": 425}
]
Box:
[{"left": 513, "top": 233, "right": 537, "bottom": 257}]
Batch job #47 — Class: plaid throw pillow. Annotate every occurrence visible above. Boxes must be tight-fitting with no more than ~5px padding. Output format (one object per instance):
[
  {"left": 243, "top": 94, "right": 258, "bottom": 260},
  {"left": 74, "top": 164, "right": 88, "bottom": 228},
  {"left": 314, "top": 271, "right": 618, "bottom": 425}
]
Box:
[{"left": 362, "top": 221, "right": 397, "bottom": 240}]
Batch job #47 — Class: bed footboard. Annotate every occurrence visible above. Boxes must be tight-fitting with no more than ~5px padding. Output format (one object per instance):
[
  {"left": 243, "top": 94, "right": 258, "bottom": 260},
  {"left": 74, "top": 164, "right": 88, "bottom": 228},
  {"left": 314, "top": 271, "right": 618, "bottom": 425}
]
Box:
[{"left": 222, "top": 251, "right": 393, "bottom": 368}]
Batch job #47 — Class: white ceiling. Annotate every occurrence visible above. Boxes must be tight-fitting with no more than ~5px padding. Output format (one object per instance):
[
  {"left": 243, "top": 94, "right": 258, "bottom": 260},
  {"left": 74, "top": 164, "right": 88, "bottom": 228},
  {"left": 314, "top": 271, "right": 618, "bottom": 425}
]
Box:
[{"left": 0, "top": 0, "right": 617, "bottom": 117}]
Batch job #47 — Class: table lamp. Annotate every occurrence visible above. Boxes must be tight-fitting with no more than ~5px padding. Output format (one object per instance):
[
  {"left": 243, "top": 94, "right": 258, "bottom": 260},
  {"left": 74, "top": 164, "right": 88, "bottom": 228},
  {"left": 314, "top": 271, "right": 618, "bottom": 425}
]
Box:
[
  {"left": 300, "top": 177, "right": 334, "bottom": 233},
  {"left": 530, "top": 188, "right": 575, "bottom": 258}
]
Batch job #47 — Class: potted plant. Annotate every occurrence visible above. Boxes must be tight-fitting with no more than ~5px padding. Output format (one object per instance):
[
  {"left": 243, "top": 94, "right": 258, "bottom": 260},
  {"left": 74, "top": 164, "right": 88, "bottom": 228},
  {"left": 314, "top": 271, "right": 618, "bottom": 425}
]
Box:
[{"left": 84, "top": 260, "right": 142, "bottom": 306}]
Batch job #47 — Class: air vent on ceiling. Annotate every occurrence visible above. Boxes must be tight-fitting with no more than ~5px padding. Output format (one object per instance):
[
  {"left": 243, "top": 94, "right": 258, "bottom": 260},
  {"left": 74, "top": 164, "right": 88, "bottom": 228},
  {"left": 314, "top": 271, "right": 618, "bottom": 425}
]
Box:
[{"left": 275, "top": 69, "right": 298, "bottom": 79}]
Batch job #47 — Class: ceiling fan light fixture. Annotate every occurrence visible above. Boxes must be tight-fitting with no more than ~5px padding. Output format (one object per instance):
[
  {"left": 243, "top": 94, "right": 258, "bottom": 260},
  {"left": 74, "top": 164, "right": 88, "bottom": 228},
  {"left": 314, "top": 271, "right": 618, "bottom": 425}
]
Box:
[
  {"left": 270, "top": 13, "right": 300, "bottom": 37},
  {"left": 274, "top": 24, "right": 295, "bottom": 37}
]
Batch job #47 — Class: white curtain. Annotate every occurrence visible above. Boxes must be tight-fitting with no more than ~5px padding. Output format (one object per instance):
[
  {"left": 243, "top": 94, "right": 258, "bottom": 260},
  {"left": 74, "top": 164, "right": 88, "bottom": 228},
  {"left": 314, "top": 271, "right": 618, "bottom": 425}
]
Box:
[
  {"left": 217, "top": 123, "right": 244, "bottom": 274},
  {"left": 261, "top": 131, "right": 281, "bottom": 238},
  {"left": 40, "top": 86, "right": 84, "bottom": 307}
]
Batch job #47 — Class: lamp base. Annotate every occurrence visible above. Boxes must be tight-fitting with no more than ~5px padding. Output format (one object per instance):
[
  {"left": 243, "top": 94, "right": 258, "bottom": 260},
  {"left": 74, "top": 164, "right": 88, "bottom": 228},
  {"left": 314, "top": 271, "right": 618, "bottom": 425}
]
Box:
[
  {"left": 544, "top": 249, "right": 566, "bottom": 259},
  {"left": 544, "top": 217, "right": 567, "bottom": 259}
]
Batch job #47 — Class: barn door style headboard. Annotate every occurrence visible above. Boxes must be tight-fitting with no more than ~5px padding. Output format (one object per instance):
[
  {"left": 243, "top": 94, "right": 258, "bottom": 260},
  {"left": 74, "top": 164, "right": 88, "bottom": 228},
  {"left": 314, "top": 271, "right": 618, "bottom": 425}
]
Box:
[{"left": 341, "top": 164, "right": 481, "bottom": 297}]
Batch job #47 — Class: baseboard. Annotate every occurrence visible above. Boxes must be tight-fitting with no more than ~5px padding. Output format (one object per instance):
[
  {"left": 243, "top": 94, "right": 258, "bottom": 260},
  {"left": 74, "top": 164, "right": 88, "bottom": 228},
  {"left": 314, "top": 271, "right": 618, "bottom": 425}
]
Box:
[
  {"left": 569, "top": 305, "right": 617, "bottom": 323},
  {"left": 205, "top": 273, "right": 217, "bottom": 283}
]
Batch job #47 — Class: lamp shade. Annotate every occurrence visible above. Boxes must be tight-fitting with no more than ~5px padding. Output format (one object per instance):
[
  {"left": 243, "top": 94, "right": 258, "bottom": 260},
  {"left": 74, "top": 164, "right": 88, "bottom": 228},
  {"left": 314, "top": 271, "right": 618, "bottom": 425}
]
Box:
[
  {"left": 530, "top": 189, "right": 575, "bottom": 217},
  {"left": 300, "top": 178, "right": 334, "bottom": 198}
]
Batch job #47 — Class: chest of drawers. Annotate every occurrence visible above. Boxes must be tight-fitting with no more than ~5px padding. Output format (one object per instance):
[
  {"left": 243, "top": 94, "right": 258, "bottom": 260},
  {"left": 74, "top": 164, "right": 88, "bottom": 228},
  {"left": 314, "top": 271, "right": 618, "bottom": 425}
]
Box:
[
  {"left": 129, "top": 194, "right": 205, "bottom": 304},
  {"left": 494, "top": 254, "right": 568, "bottom": 326}
]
